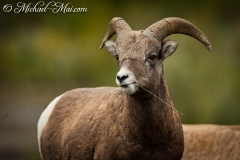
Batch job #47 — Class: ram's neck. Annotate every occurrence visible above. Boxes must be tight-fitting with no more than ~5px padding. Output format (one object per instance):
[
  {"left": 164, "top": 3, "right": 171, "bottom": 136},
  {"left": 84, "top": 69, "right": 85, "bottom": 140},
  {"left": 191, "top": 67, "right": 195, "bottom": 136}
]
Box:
[{"left": 122, "top": 73, "right": 177, "bottom": 146}]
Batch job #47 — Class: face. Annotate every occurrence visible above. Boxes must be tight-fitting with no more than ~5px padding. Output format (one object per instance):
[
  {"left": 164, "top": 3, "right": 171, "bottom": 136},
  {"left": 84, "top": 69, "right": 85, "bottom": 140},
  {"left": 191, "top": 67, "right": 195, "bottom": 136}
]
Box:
[{"left": 104, "top": 31, "right": 178, "bottom": 96}]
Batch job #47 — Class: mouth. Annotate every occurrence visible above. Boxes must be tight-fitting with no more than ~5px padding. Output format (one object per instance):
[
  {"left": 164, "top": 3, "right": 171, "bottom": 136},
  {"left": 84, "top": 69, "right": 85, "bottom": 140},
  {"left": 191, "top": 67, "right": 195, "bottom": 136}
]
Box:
[
  {"left": 118, "top": 82, "right": 137, "bottom": 95},
  {"left": 120, "top": 82, "right": 136, "bottom": 88},
  {"left": 121, "top": 85, "right": 128, "bottom": 88}
]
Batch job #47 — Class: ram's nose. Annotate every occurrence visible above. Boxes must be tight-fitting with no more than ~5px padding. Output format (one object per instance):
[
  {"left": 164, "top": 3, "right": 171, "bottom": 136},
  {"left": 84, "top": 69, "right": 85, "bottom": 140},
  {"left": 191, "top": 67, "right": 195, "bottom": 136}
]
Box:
[
  {"left": 117, "top": 74, "right": 129, "bottom": 83},
  {"left": 116, "top": 67, "right": 137, "bottom": 95},
  {"left": 116, "top": 68, "right": 131, "bottom": 85}
]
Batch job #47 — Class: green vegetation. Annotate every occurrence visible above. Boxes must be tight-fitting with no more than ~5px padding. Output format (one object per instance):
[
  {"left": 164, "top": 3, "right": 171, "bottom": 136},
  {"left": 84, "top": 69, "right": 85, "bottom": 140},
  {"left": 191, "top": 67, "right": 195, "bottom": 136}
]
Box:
[
  {"left": 1, "top": 0, "right": 240, "bottom": 123},
  {"left": 0, "top": 1, "right": 239, "bottom": 159}
]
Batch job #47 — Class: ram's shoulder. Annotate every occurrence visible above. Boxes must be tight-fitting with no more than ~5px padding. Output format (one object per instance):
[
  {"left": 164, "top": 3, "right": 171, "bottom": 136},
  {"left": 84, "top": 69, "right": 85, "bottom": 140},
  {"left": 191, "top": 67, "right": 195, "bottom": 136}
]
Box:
[{"left": 62, "top": 87, "right": 122, "bottom": 99}]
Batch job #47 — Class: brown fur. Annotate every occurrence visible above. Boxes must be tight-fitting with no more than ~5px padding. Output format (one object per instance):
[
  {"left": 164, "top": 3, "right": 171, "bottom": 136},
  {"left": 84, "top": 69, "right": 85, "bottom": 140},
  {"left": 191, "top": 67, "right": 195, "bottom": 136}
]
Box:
[
  {"left": 182, "top": 124, "right": 240, "bottom": 160},
  {"left": 40, "top": 31, "right": 184, "bottom": 160},
  {"left": 41, "top": 85, "right": 183, "bottom": 160},
  {"left": 40, "top": 17, "right": 212, "bottom": 160},
  {"left": 40, "top": 32, "right": 184, "bottom": 159}
]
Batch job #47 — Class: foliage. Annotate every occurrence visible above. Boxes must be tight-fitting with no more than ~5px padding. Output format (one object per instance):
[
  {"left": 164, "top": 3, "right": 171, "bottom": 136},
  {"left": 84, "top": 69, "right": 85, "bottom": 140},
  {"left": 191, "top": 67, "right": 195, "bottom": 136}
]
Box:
[{"left": 1, "top": 0, "right": 240, "bottom": 124}]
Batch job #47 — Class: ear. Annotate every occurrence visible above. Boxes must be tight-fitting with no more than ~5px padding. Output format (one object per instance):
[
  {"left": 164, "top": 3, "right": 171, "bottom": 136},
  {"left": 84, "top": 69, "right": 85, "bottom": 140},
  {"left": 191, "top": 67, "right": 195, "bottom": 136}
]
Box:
[
  {"left": 105, "top": 40, "right": 118, "bottom": 56},
  {"left": 161, "top": 40, "right": 178, "bottom": 58}
]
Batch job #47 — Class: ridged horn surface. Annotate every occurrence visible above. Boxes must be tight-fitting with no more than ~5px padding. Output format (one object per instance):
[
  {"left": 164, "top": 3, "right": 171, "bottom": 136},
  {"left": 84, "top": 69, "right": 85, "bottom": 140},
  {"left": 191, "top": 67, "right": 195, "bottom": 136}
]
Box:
[
  {"left": 144, "top": 17, "right": 212, "bottom": 51},
  {"left": 99, "top": 17, "right": 132, "bottom": 49}
]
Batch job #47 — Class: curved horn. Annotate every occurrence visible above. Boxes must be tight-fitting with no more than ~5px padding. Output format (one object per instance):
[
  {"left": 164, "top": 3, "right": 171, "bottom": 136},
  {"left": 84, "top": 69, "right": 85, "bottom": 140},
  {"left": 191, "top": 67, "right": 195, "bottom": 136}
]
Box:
[
  {"left": 144, "top": 17, "right": 212, "bottom": 51},
  {"left": 99, "top": 17, "right": 132, "bottom": 49}
]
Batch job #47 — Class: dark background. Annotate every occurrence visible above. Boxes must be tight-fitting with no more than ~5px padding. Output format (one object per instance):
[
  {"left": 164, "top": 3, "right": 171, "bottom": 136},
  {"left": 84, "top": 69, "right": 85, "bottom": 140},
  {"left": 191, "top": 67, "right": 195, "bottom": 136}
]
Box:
[{"left": 0, "top": 0, "right": 240, "bottom": 159}]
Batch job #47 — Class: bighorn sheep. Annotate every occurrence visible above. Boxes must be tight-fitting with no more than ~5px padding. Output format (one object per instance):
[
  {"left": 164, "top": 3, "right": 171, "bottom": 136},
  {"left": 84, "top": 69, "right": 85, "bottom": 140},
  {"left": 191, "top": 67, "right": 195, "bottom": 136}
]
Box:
[
  {"left": 182, "top": 124, "right": 240, "bottom": 160},
  {"left": 38, "top": 17, "right": 211, "bottom": 160}
]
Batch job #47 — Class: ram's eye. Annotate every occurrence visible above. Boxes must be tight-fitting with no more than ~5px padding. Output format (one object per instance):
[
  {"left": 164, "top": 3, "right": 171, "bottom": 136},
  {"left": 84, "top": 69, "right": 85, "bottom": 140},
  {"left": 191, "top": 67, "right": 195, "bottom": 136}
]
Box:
[
  {"left": 115, "top": 55, "right": 119, "bottom": 61},
  {"left": 148, "top": 55, "right": 157, "bottom": 61}
]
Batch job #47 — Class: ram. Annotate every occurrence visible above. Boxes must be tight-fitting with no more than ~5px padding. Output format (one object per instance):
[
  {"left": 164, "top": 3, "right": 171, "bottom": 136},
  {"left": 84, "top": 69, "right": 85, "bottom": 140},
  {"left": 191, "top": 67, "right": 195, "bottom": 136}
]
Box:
[
  {"left": 38, "top": 17, "right": 211, "bottom": 160},
  {"left": 182, "top": 124, "right": 240, "bottom": 160}
]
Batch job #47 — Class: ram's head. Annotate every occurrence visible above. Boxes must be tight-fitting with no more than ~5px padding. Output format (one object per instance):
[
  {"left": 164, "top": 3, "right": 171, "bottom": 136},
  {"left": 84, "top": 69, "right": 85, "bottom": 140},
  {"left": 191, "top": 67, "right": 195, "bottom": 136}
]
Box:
[{"left": 100, "top": 17, "right": 212, "bottom": 96}]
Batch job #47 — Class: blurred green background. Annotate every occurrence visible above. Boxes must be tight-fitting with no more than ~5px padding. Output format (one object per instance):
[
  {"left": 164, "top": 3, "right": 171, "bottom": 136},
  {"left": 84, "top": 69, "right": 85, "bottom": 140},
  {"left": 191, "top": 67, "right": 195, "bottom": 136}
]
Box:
[{"left": 0, "top": 0, "right": 239, "bottom": 159}]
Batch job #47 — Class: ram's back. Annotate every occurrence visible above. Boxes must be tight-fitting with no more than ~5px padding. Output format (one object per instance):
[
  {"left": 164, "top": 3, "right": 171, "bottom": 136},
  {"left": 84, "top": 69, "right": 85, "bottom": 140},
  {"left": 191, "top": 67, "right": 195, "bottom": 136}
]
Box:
[
  {"left": 39, "top": 87, "right": 124, "bottom": 159},
  {"left": 182, "top": 124, "right": 240, "bottom": 160}
]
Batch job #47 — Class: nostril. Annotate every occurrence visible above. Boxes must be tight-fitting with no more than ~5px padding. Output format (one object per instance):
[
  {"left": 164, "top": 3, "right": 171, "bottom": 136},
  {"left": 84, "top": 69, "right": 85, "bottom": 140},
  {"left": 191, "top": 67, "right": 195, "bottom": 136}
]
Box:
[
  {"left": 117, "top": 75, "right": 129, "bottom": 82},
  {"left": 121, "top": 75, "right": 128, "bottom": 81}
]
